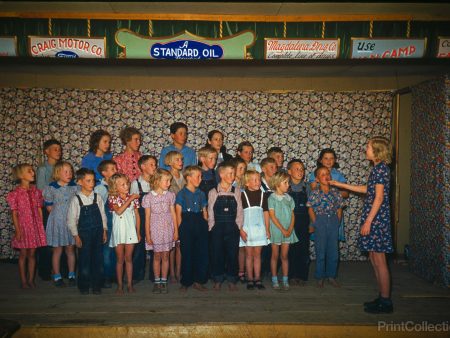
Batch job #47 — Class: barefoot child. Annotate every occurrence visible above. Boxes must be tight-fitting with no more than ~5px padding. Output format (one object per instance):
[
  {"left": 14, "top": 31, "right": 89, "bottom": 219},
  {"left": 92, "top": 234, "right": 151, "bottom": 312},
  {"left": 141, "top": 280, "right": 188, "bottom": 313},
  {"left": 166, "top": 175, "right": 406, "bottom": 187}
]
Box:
[
  {"left": 68, "top": 168, "right": 108, "bottom": 295},
  {"left": 176, "top": 166, "right": 209, "bottom": 292},
  {"left": 108, "top": 173, "right": 140, "bottom": 294},
  {"left": 7, "top": 164, "right": 47, "bottom": 289},
  {"left": 307, "top": 167, "right": 343, "bottom": 288}
]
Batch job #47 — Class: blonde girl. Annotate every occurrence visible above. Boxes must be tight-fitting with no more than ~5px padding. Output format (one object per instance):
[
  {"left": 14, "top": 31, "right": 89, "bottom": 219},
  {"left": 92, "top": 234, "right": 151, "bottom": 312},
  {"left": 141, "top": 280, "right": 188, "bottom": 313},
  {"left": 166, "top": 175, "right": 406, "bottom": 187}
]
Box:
[
  {"left": 330, "top": 137, "right": 394, "bottom": 314},
  {"left": 268, "top": 172, "right": 298, "bottom": 291},
  {"left": 108, "top": 173, "right": 140, "bottom": 294},
  {"left": 43, "top": 161, "right": 78, "bottom": 287},
  {"left": 7, "top": 164, "right": 47, "bottom": 288},
  {"left": 142, "top": 169, "right": 177, "bottom": 294}
]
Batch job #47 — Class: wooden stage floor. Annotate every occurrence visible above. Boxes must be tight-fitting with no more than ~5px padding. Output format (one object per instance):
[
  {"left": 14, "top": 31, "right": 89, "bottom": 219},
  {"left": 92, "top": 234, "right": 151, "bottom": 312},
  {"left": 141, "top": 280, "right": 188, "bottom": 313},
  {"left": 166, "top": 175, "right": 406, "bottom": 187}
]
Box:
[{"left": 0, "top": 260, "right": 449, "bottom": 337}]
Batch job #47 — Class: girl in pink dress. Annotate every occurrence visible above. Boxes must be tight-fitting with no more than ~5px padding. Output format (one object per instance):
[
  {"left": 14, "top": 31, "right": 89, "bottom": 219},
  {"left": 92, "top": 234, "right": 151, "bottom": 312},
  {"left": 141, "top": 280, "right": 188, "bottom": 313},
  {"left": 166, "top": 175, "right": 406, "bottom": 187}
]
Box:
[
  {"left": 7, "top": 164, "right": 47, "bottom": 289},
  {"left": 142, "top": 169, "right": 177, "bottom": 294}
]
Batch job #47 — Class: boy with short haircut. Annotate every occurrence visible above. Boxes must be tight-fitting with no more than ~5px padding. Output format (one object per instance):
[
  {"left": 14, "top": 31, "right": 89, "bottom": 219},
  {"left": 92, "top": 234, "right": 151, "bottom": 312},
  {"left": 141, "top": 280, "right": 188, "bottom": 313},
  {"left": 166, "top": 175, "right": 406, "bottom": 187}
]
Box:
[
  {"left": 113, "top": 127, "right": 142, "bottom": 182},
  {"left": 94, "top": 159, "right": 117, "bottom": 288},
  {"left": 159, "top": 122, "right": 197, "bottom": 170},
  {"left": 164, "top": 151, "right": 186, "bottom": 195},
  {"left": 130, "top": 155, "right": 158, "bottom": 282},
  {"left": 67, "top": 168, "right": 108, "bottom": 295},
  {"left": 267, "top": 147, "right": 286, "bottom": 173},
  {"left": 260, "top": 157, "right": 277, "bottom": 193},
  {"left": 198, "top": 145, "right": 218, "bottom": 196},
  {"left": 208, "top": 162, "right": 244, "bottom": 291},
  {"left": 176, "top": 166, "right": 209, "bottom": 292},
  {"left": 36, "top": 139, "right": 62, "bottom": 281}
]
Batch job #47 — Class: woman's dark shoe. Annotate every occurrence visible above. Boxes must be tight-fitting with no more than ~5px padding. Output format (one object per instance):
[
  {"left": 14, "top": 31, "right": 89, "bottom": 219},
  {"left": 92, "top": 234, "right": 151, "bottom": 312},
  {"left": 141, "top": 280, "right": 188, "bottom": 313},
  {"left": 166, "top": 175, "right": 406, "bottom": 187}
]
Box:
[{"left": 364, "top": 298, "right": 393, "bottom": 314}]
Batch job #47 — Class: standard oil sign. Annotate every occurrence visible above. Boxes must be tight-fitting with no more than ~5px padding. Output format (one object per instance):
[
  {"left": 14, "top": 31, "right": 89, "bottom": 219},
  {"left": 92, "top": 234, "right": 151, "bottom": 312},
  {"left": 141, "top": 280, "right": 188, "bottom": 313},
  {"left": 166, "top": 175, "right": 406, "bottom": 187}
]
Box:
[
  {"left": 29, "top": 36, "right": 106, "bottom": 58},
  {"left": 351, "top": 38, "right": 426, "bottom": 58}
]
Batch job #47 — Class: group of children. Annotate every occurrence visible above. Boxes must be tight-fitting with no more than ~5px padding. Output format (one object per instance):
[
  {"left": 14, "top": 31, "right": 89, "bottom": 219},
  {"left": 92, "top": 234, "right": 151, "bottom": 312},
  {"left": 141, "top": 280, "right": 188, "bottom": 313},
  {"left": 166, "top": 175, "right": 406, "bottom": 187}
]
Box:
[{"left": 7, "top": 121, "right": 394, "bottom": 314}]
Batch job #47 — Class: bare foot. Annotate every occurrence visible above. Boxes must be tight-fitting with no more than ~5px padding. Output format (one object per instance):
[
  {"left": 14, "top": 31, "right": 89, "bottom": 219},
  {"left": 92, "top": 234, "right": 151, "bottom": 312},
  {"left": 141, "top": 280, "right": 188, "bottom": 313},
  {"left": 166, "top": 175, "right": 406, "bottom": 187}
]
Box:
[
  {"left": 170, "top": 276, "right": 178, "bottom": 284},
  {"left": 179, "top": 286, "right": 188, "bottom": 292},
  {"left": 27, "top": 281, "right": 36, "bottom": 289},
  {"left": 213, "top": 282, "right": 221, "bottom": 291},
  {"left": 328, "top": 278, "right": 341, "bottom": 288},
  {"left": 127, "top": 285, "right": 136, "bottom": 293},
  {"left": 115, "top": 286, "right": 124, "bottom": 295},
  {"left": 193, "top": 283, "right": 208, "bottom": 292},
  {"left": 316, "top": 279, "right": 324, "bottom": 288},
  {"left": 228, "top": 283, "right": 238, "bottom": 291},
  {"left": 21, "top": 283, "right": 30, "bottom": 289}
]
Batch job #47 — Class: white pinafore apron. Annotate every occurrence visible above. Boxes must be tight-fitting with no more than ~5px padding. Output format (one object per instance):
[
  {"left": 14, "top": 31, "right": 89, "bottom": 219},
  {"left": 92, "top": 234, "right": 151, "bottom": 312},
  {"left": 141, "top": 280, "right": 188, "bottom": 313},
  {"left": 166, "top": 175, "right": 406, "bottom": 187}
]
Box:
[{"left": 239, "top": 190, "right": 270, "bottom": 247}]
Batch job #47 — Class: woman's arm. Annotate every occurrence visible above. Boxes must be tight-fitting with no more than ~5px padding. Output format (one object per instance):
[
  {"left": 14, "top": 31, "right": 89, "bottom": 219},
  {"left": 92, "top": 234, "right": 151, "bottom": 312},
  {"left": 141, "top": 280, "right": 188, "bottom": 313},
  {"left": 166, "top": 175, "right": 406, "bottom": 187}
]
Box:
[
  {"left": 329, "top": 181, "right": 367, "bottom": 194},
  {"left": 360, "top": 184, "right": 384, "bottom": 236}
]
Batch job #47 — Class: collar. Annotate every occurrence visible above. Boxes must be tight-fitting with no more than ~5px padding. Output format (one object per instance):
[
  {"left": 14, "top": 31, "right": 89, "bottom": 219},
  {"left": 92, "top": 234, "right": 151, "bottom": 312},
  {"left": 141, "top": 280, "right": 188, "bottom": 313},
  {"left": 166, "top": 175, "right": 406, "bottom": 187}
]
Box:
[{"left": 150, "top": 190, "right": 168, "bottom": 196}]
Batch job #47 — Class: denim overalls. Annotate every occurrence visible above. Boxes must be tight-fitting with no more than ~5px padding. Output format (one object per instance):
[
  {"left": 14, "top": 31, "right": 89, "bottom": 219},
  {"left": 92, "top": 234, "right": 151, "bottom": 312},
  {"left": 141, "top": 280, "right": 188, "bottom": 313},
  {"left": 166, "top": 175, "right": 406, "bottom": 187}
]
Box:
[
  {"left": 76, "top": 193, "right": 104, "bottom": 292},
  {"left": 211, "top": 186, "right": 240, "bottom": 283},
  {"left": 288, "top": 185, "right": 310, "bottom": 281},
  {"left": 179, "top": 188, "right": 209, "bottom": 287},
  {"left": 102, "top": 185, "right": 116, "bottom": 282},
  {"left": 133, "top": 180, "right": 154, "bottom": 281}
]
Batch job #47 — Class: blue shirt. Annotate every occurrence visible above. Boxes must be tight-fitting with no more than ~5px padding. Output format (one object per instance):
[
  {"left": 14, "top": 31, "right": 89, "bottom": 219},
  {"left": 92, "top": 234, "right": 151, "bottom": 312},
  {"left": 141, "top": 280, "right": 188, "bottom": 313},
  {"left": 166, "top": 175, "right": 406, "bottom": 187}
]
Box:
[
  {"left": 81, "top": 152, "right": 113, "bottom": 183},
  {"left": 306, "top": 187, "right": 343, "bottom": 216},
  {"left": 308, "top": 168, "right": 347, "bottom": 184},
  {"left": 36, "top": 161, "right": 54, "bottom": 191},
  {"left": 175, "top": 187, "right": 207, "bottom": 213},
  {"left": 159, "top": 144, "right": 197, "bottom": 170}
]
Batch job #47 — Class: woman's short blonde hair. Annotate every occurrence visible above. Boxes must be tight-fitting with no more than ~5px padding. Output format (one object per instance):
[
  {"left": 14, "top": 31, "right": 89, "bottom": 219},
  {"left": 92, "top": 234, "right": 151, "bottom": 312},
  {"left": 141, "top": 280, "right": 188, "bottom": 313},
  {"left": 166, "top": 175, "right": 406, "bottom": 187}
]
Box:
[
  {"left": 164, "top": 151, "right": 183, "bottom": 166},
  {"left": 269, "top": 171, "right": 290, "bottom": 190},
  {"left": 370, "top": 136, "right": 392, "bottom": 164},
  {"left": 52, "top": 161, "right": 73, "bottom": 181},
  {"left": 108, "top": 173, "right": 129, "bottom": 196},
  {"left": 243, "top": 169, "right": 260, "bottom": 186},
  {"left": 150, "top": 168, "right": 173, "bottom": 190}
]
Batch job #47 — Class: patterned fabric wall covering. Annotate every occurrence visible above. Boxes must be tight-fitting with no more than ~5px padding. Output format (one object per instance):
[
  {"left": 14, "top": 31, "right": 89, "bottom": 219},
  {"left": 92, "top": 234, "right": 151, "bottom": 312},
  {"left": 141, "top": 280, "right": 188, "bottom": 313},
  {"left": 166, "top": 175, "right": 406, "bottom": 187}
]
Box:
[
  {"left": 0, "top": 88, "right": 392, "bottom": 260},
  {"left": 410, "top": 75, "right": 450, "bottom": 287}
]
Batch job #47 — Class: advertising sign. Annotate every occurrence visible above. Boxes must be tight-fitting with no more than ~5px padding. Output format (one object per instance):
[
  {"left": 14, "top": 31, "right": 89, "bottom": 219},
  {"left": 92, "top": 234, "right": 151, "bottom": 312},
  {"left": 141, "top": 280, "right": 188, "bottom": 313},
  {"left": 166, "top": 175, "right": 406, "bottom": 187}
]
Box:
[
  {"left": 115, "top": 29, "right": 255, "bottom": 59},
  {"left": 437, "top": 37, "right": 450, "bottom": 58},
  {"left": 351, "top": 38, "right": 426, "bottom": 58},
  {"left": 264, "top": 38, "right": 340, "bottom": 59},
  {"left": 29, "top": 36, "right": 106, "bottom": 58}
]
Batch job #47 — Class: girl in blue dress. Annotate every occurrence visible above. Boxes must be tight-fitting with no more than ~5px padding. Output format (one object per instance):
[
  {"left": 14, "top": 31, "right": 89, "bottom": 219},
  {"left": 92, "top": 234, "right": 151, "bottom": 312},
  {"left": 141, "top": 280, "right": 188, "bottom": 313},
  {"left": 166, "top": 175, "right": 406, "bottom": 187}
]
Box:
[{"left": 330, "top": 136, "right": 393, "bottom": 314}]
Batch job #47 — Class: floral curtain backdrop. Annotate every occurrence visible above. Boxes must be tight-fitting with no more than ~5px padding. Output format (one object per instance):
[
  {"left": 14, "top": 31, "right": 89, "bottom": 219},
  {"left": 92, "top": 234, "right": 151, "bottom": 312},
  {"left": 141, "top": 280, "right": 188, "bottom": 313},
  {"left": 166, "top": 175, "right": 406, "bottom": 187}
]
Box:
[
  {"left": 410, "top": 75, "right": 450, "bottom": 287},
  {"left": 0, "top": 88, "right": 392, "bottom": 260}
]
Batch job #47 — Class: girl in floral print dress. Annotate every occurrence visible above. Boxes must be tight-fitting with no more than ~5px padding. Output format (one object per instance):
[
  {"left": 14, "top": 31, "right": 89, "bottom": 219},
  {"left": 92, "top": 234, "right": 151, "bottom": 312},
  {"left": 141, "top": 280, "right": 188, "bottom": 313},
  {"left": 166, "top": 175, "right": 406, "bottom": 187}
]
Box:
[
  {"left": 7, "top": 164, "right": 47, "bottom": 289},
  {"left": 108, "top": 173, "right": 140, "bottom": 294},
  {"left": 330, "top": 136, "right": 393, "bottom": 314}
]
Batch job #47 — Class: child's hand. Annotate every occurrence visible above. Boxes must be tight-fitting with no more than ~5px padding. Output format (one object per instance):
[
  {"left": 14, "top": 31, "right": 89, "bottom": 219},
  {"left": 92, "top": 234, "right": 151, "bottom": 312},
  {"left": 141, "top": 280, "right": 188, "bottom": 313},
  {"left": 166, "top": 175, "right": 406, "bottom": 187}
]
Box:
[
  {"left": 173, "top": 232, "right": 179, "bottom": 242},
  {"left": 146, "top": 235, "right": 153, "bottom": 246},
  {"left": 14, "top": 231, "right": 22, "bottom": 241},
  {"left": 103, "top": 230, "right": 107, "bottom": 244},
  {"left": 282, "top": 229, "right": 290, "bottom": 237},
  {"left": 266, "top": 230, "right": 270, "bottom": 239},
  {"left": 137, "top": 233, "right": 142, "bottom": 243},
  {"left": 308, "top": 226, "right": 315, "bottom": 234},
  {"left": 129, "top": 194, "right": 140, "bottom": 201},
  {"left": 360, "top": 221, "right": 371, "bottom": 236},
  {"left": 75, "top": 236, "right": 82, "bottom": 248},
  {"left": 240, "top": 229, "right": 247, "bottom": 242}
]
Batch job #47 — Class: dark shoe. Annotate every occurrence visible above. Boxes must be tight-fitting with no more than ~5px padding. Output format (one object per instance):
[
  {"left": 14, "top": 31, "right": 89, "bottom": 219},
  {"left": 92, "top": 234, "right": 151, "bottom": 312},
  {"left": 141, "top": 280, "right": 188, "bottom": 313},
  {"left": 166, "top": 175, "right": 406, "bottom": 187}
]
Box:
[
  {"left": 54, "top": 279, "right": 65, "bottom": 288},
  {"left": 238, "top": 274, "right": 246, "bottom": 284},
  {"left": 68, "top": 278, "right": 76, "bottom": 287},
  {"left": 80, "top": 289, "right": 89, "bottom": 295},
  {"left": 364, "top": 296, "right": 380, "bottom": 308},
  {"left": 246, "top": 281, "right": 255, "bottom": 290},
  {"left": 364, "top": 299, "right": 393, "bottom": 314},
  {"left": 255, "top": 280, "right": 266, "bottom": 290},
  {"left": 92, "top": 289, "right": 102, "bottom": 295}
]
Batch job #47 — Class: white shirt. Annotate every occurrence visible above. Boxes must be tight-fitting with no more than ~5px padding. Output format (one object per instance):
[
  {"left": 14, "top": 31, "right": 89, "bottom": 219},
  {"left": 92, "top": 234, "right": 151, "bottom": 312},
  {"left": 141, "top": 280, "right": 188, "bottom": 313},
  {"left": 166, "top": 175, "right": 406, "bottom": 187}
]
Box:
[
  {"left": 130, "top": 176, "right": 151, "bottom": 195},
  {"left": 67, "top": 191, "right": 107, "bottom": 236}
]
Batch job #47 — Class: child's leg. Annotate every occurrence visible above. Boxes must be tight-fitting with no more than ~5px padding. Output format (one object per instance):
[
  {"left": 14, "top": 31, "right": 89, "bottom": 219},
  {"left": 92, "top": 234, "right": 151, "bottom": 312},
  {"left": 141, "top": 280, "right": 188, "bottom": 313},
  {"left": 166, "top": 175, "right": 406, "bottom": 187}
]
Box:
[
  {"left": 64, "top": 245, "right": 76, "bottom": 275},
  {"left": 124, "top": 244, "right": 134, "bottom": 290},
  {"left": 253, "top": 246, "right": 262, "bottom": 281},
  {"left": 153, "top": 252, "right": 161, "bottom": 280},
  {"left": 115, "top": 245, "right": 125, "bottom": 291},
  {"left": 175, "top": 243, "right": 181, "bottom": 281},
  {"left": 369, "top": 252, "right": 381, "bottom": 291},
  {"left": 270, "top": 244, "right": 279, "bottom": 278},
  {"left": 238, "top": 247, "right": 246, "bottom": 280},
  {"left": 161, "top": 251, "right": 170, "bottom": 280},
  {"left": 370, "top": 252, "right": 391, "bottom": 298},
  {"left": 51, "top": 246, "right": 63, "bottom": 278},
  {"left": 280, "top": 244, "right": 290, "bottom": 278},
  {"left": 245, "top": 246, "right": 254, "bottom": 282},
  {"left": 26, "top": 248, "right": 37, "bottom": 286},
  {"left": 18, "top": 248, "right": 28, "bottom": 288}
]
